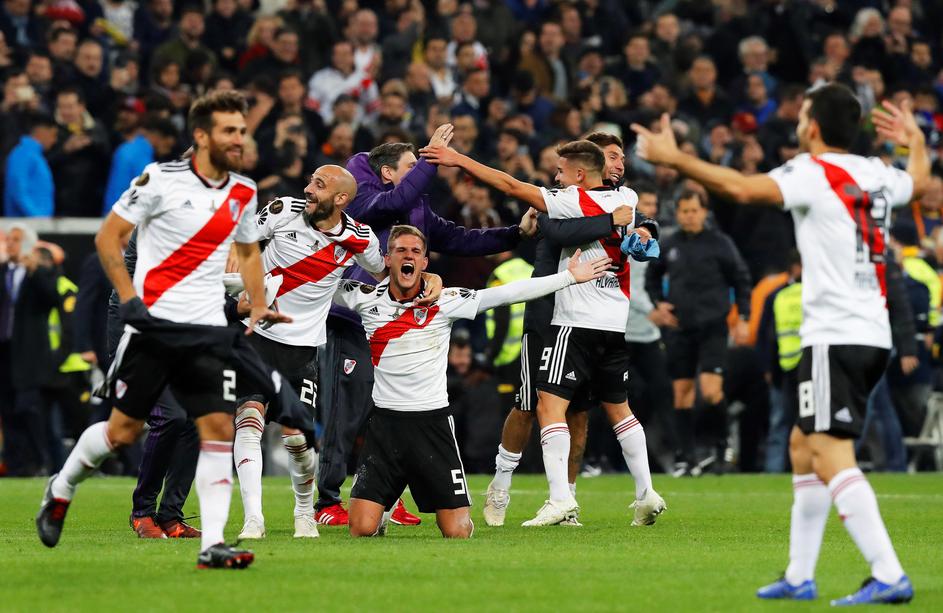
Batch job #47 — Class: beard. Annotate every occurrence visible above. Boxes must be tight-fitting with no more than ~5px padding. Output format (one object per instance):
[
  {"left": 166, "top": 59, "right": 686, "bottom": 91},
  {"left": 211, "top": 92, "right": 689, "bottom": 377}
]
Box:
[
  {"left": 302, "top": 196, "right": 335, "bottom": 226},
  {"left": 207, "top": 140, "right": 243, "bottom": 172}
]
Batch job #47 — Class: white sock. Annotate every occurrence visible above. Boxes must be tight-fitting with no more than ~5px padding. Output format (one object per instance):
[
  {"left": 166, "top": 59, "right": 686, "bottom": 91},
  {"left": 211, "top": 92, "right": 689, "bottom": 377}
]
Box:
[
  {"left": 234, "top": 406, "right": 265, "bottom": 522},
  {"left": 492, "top": 444, "right": 522, "bottom": 491},
  {"left": 540, "top": 424, "right": 571, "bottom": 503},
  {"left": 613, "top": 416, "right": 652, "bottom": 500},
  {"left": 283, "top": 433, "right": 315, "bottom": 517},
  {"left": 784, "top": 473, "right": 830, "bottom": 585},
  {"left": 196, "top": 441, "right": 234, "bottom": 552},
  {"left": 51, "top": 421, "right": 115, "bottom": 500},
  {"left": 829, "top": 468, "right": 906, "bottom": 584},
  {"left": 569, "top": 482, "right": 576, "bottom": 498}
]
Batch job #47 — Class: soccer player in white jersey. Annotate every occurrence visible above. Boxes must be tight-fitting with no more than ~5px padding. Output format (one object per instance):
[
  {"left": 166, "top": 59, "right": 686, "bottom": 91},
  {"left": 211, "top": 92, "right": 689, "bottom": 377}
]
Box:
[
  {"left": 632, "top": 83, "right": 930, "bottom": 605},
  {"left": 333, "top": 225, "right": 610, "bottom": 538},
  {"left": 421, "top": 141, "right": 666, "bottom": 527},
  {"left": 232, "top": 165, "right": 388, "bottom": 540},
  {"left": 36, "top": 91, "right": 289, "bottom": 569}
]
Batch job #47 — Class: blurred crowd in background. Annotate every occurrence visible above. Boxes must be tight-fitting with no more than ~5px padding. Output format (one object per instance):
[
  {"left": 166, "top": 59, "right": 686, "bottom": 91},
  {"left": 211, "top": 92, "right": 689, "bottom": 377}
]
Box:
[{"left": 2, "top": 0, "right": 943, "bottom": 478}]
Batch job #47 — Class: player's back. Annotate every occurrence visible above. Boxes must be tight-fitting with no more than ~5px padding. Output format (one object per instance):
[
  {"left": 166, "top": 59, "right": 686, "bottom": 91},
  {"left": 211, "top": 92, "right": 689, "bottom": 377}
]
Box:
[
  {"left": 540, "top": 185, "right": 639, "bottom": 333},
  {"left": 250, "top": 198, "right": 384, "bottom": 347},
  {"left": 769, "top": 152, "right": 914, "bottom": 349},
  {"left": 112, "top": 159, "right": 260, "bottom": 326}
]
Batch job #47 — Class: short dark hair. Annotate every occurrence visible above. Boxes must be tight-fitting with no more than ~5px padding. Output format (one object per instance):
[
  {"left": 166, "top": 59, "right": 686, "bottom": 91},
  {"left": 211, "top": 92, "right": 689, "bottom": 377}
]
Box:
[
  {"left": 806, "top": 83, "right": 861, "bottom": 150},
  {"left": 778, "top": 83, "right": 806, "bottom": 104},
  {"left": 274, "top": 26, "right": 298, "bottom": 40},
  {"left": 499, "top": 128, "right": 526, "bottom": 144},
  {"left": 556, "top": 140, "right": 605, "bottom": 175},
  {"left": 56, "top": 86, "right": 85, "bottom": 104},
  {"left": 187, "top": 90, "right": 248, "bottom": 135},
  {"left": 27, "top": 111, "right": 57, "bottom": 131},
  {"left": 142, "top": 114, "right": 178, "bottom": 138},
  {"left": 47, "top": 26, "right": 76, "bottom": 43},
  {"left": 584, "top": 131, "right": 623, "bottom": 150},
  {"left": 677, "top": 189, "right": 707, "bottom": 208},
  {"left": 277, "top": 68, "right": 305, "bottom": 86},
  {"left": 368, "top": 142, "right": 415, "bottom": 178}
]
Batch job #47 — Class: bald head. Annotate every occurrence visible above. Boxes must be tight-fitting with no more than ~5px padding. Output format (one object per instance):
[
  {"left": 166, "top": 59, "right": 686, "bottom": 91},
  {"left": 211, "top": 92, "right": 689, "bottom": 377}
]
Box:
[
  {"left": 318, "top": 164, "right": 357, "bottom": 204},
  {"left": 303, "top": 164, "right": 359, "bottom": 226}
]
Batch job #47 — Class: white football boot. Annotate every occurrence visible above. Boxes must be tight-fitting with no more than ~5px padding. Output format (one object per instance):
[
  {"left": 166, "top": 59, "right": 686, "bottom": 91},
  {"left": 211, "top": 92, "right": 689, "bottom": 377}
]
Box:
[
  {"left": 483, "top": 481, "right": 510, "bottom": 527},
  {"left": 293, "top": 515, "right": 320, "bottom": 538},
  {"left": 238, "top": 516, "right": 266, "bottom": 539},
  {"left": 629, "top": 489, "right": 667, "bottom": 526},
  {"left": 521, "top": 498, "right": 579, "bottom": 527}
]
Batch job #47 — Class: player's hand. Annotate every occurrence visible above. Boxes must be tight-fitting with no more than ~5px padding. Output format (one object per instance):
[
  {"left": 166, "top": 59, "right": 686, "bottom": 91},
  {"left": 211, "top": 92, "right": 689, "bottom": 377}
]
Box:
[
  {"left": 635, "top": 226, "right": 652, "bottom": 244},
  {"left": 247, "top": 304, "right": 292, "bottom": 334},
  {"left": 900, "top": 355, "right": 919, "bottom": 375},
  {"left": 118, "top": 296, "right": 151, "bottom": 325},
  {"left": 415, "top": 272, "right": 443, "bottom": 305},
  {"left": 621, "top": 233, "right": 660, "bottom": 261},
  {"left": 79, "top": 350, "right": 98, "bottom": 365},
  {"left": 631, "top": 113, "right": 680, "bottom": 167},
  {"left": 872, "top": 99, "right": 924, "bottom": 146},
  {"left": 225, "top": 244, "right": 240, "bottom": 274},
  {"left": 427, "top": 123, "right": 454, "bottom": 149},
  {"left": 519, "top": 207, "right": 538, "bottom": 238},
  {"left": 733, "top": 319, "right": 750, "bottom": 346},
  {"left": 567, "top": 248, "right": 611, "bottom": 283},
  {"left": 611, "top": 205, "right": 634, "bottom": 226},
  {"left": 649, "top": 301, "right": 679, "bottom": 329},
  {"left": 419, "top": 145, "right": 463, "bottom": 167}
]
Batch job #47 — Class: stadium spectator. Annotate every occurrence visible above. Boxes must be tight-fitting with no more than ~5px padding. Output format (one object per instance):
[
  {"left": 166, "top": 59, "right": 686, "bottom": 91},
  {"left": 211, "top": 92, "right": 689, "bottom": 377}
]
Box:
[
  {"left": 152, "top": 4, "right": 216, "bottom": 73},
  {"left": 4, "top": 112, "right": 57, "bottom": 217},
  {"left": 451, "top": 68, "right": 489, "bottom": 122},
  {"left": 103, "top": 114, "right": 177, "bottom": 213},
  {"left": 678, "top": 56, "right": 734, "bottom": 130},
  {"left": 240, "top": 27, "right": 300, "bottom": 86},
  {"left": 203, "top": 0, "right": 252, "bottom": 73},
  {"left": 48, "top": 87, "right": 110, "bottom": 217},
  {"left": 308, "top": 40, "right": 379, "bottom": 124}
]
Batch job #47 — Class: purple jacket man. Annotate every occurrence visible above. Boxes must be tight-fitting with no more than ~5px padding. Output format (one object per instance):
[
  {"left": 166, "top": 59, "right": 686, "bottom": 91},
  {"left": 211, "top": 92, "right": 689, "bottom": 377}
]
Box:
[{"left": 315, "top": 139, "right": 527, "bottom": 521}]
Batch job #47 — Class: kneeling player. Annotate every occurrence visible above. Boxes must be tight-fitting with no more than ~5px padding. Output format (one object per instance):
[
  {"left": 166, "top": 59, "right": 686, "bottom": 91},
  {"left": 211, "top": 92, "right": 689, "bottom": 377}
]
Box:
[{"left": 334, "top": 225, "right": 610, "bottom": 538}]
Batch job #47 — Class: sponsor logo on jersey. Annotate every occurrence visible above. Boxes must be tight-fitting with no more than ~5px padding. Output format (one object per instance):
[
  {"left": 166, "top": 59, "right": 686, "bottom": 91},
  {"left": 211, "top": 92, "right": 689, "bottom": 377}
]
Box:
[
  {"left": 834, "top": 407, "right": 853, "bottom": 423},
  {"left": 134, "top": 172, "right": 150, "bottom": 186},
  {"left": 565, "top": 371, "right": 577, "bottom": 381},
  {"left": 343, "top": 359, "right": 357, "bottom": 375},
  {"left": 229, "top": 199, "right": 241, "bottom": 221},
  {"left": 285, "top": 231, "right": 297, "bottom": 242},
  {"left": 333, "top": 244, "right": 347, "bottom": 263},
  {"left": 413, "top": 307, "right": 428, "bottom": 325},
  {"left": 458, "top": 288, "right": 477, "bottom": 299},
  {"left": 368, "top": 306, "right": 380, "bottom": 315},
  {"left": 181, "top": 199, "right": 193, "bottom": 209},
  {"left": 115, "top": 379, "right": 128, "bottom": 399}
]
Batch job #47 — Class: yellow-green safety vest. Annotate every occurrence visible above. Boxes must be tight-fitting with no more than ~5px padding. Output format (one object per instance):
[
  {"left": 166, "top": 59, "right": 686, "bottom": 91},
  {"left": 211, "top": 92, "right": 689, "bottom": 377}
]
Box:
[
  {"left": 901, "top": 254, "right": 941, "bottom": 328},
  {"left": 773, "top": 281, "right": 802, "bottom": 372},
  {"left": 485, "top": 258, "right": 534, "bottom": 367},
  {"left": 49, "top": 276, "right": 92, "bottom": 374}
]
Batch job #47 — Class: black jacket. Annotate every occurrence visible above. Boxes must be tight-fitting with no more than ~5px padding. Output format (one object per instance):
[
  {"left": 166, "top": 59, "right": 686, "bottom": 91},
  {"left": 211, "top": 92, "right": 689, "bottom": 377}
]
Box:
[
  {"left": 7, "top": 264, "right": 60, "bottom": 390},
  {"left": 645, "top": 227, "right": 751, "bottom": 329},
  {"left": 73, "top": 253, "right": 112, "bottom": 367}
]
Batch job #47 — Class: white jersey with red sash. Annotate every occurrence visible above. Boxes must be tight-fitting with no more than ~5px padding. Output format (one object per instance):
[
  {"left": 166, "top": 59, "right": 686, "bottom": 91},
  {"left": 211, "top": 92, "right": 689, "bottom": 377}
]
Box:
[
  {"left": 539, "top": 184, "right": 639, "bottom": 333},
  {"left": 111, "top": 159, "right": 260, "bottom": 326},
  {"left": 248, "top": 198, "right": 384, "bottom": 347},
  {"left": 768, "top": 152, "right": 914, "bottom": 349},
  {"left": 332, "top": 281, "right": 482, "bottom": 411}
]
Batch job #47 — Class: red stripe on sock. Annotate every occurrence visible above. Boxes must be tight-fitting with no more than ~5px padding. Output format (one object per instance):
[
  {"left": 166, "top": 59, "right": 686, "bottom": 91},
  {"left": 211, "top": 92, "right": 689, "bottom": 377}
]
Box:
[
  {"left": 236, "top": 417, "right": 265, "bottom": 432},
  {"left": 793, "top": 480, "right": 825, "bottom": 490},
  {"left": 613, "top": 418, "right": 640, "bottom": 435},
  {"left": 830, "top": 475, "right": 867, "bottom": 500},
  {"left": 201, "top": 441, "right": 234, "bottom": 453},
  {"left": 540, "top": 426, "right": 570, "bottom": 442}
]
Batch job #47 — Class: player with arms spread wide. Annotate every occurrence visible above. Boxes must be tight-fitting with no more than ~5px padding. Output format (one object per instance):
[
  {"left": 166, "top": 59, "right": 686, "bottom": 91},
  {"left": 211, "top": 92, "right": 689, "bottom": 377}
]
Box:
[
  {"left": 334, "top": 225, "right": 610, "bottom": 538},
  {"left": 632, "top": 82, "right": 929, "bottom": 605},
  {"left": 421, "top": 140, "right": 666, "bottom": 527},
  {"left": 36, "top": 91, "right": 290, "bottom": 568}
]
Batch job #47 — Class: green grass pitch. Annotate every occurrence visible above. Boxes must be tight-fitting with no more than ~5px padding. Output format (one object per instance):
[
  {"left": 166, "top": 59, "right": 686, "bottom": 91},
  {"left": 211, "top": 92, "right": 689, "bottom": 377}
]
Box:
[{"left": 1, "top": 473, "right": 941, "bottom": 612}]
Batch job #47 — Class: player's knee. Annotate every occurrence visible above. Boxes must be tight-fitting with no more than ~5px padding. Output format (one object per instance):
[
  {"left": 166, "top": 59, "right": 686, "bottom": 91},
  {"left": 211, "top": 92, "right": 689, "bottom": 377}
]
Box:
[
  {"left": 106, "top": 421, "right": 143, "bottom": 448},
  {"left": 348, "top": 517, "right": 381, "bottom": 538},
  {"left": 440, "top": 517, "right": 473, "bottom": 539}
]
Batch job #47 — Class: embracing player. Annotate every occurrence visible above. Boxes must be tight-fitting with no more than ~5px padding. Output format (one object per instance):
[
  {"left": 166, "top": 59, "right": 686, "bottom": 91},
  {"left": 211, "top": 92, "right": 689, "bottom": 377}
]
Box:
[
  {"left": 333, "top": 225, "right": 611, "bottom": 538},
  {"left": 422, "top": 140, "right": 666, "bottom": 527},
  {"left": 633, "top": 83, "right": 928, "bottom": 604}
]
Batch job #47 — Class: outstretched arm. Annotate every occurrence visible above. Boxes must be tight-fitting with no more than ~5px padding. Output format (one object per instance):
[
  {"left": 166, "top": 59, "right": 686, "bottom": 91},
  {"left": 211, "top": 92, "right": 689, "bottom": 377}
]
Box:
[
  {"left": 872, "top": 99, "right": 931, "bottom": 200},
  {"left": 475, "top": 250, "right": 610, "bottom": 313},
  {"left": 632, "top": 114, "right": 784, "bottom": 206},
  {"left": 420, "top": 146, "right": 547, "bottom": 211}
]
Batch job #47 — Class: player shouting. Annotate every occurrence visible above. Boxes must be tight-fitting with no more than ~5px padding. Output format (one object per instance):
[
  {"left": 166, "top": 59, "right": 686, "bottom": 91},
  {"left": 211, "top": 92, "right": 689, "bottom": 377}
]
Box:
[
  {"left": 333, "top": 225, "right": 610, "bottom": 538},
  {"left": 632, "top": 83, "right": 928, "bottom": 604}
]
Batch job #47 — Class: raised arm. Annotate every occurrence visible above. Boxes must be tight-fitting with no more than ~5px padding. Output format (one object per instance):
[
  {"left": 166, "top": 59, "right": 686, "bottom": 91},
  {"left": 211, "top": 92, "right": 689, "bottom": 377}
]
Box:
[
  {"left": 476, "top": 250, "right": 610, "bottom": 313},
  {"left": 632, "top": 114, "right": 784, "bottom": 206},
  {"left": 872, "top": 100, "right": 931, "bottom": 200},
  {"left": 419, "top": 146, "right": 547, "bottom": 211}
]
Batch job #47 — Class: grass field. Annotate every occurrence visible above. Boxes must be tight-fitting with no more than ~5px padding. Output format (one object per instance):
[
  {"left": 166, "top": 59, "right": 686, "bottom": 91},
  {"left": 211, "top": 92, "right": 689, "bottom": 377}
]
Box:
[{"left": 1, "top": 473, "right": 941, "bottom": 612}]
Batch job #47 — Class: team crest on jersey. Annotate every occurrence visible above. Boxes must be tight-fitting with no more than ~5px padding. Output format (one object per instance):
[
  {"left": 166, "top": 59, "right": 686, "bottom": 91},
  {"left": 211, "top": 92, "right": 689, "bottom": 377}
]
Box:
[
  {"left": 413, "top": 307, "right": 429, "bottom": 325},
  {"left": 229, "top": 199, "right": 241, "bottom": 221},
  {"left": 343, "top": 359, "right": 357, "bottom": 375},
  {"left": 115, "top": 379, "right": 128, "bottom": 399},
  {"left": 333, "top": 245, "right": 347, "bottom": 263}
]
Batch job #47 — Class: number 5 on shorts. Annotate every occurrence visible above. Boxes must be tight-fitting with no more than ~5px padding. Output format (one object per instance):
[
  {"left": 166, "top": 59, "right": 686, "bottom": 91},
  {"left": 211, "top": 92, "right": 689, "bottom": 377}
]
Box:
[{"left": 451, "top": 469, "right": 466, "bottom": 495}]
